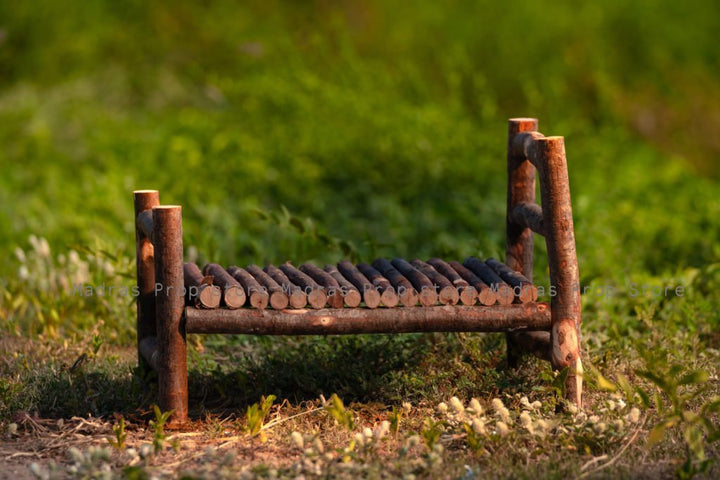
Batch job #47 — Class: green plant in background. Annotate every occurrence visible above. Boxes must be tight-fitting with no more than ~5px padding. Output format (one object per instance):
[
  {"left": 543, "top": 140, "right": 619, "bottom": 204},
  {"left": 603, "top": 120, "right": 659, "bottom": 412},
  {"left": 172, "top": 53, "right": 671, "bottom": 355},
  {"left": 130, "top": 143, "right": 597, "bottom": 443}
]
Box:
[
  {"left": 108, "top": 416, "right": 127, "bottom": 451},
  {"left": 324, "top": 394, "right": 356, "bottom": 432},
  {"left": 149, "top": 405, "right": 173, "bottom": 453},
  {"left": 244, "top": 394, "right": 277, "bottom": 441}
]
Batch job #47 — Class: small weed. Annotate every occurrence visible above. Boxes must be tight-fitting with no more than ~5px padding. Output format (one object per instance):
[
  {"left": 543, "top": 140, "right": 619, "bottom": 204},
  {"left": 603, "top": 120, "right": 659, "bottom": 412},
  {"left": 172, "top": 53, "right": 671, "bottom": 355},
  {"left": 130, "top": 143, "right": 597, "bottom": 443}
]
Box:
[
  {"left": 324, "top": 394, "right": 355, "bottom": 431},
  {"left": 244, "top": 394, "right": 276, "bottom": 441},
  {"left": 149, "top": 405, "right": 173, "bottom": 453},
  {"left": 108, "top": 416, "right": 127, "bottom": 451}
]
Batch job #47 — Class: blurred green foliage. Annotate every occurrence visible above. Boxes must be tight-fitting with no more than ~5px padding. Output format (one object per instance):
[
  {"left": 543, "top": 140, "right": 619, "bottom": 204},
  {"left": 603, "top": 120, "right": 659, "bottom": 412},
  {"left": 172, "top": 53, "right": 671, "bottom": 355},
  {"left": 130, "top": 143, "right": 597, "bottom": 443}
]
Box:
[{"left": 0, "top": 0, "right": 719, "bottom": 338}]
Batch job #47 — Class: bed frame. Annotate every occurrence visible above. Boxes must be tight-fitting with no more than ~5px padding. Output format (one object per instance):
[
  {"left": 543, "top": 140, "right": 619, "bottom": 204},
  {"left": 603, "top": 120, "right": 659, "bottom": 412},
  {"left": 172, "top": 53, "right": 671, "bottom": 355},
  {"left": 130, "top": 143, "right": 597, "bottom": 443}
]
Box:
[{"left": 133, "top": 118, "right": 582, "bottom": 423}]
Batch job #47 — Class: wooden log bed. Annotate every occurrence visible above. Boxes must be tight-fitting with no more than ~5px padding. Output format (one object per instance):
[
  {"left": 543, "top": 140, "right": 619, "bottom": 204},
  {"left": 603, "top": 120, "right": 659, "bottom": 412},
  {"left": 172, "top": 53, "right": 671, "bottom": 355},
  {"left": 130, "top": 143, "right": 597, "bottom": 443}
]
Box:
[{"left": 133, "top": 118, "right": 583, "bottom": 423}]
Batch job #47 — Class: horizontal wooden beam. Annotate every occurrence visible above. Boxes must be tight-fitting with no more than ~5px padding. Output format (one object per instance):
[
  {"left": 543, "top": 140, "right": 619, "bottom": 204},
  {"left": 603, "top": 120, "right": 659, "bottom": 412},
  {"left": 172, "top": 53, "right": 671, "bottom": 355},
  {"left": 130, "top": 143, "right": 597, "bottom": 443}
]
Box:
[
  {"left": 509, "top": 131, "right": 545, "bottom": 167},
  {"left": 511, "top": 202, "right": 546, "bottom": 236},
  {"left": 139, "top": 336, "right": 159, "bottom": 372},
  {"left": 185, "top": 303, "right": 551, "bottom": 335}
]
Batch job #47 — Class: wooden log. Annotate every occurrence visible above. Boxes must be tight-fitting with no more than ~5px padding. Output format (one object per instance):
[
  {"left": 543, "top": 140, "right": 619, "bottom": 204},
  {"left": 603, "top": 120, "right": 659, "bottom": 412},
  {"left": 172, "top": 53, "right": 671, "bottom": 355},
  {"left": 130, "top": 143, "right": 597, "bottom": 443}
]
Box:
[
  {"left": 227, "top": 266, "right": 269, "bottom": 309},
  {"left": 410, "top": 259, "right": 459, "bottom": 306},
  {"left": 138, "top": 336, "right": 159, "bottom": 372},
  {"left": 323, "top": 265, "right": 362, "bottom": 308},
  {"left": 337, "top": 260, "right": 381, "bottom": 308},
  {"left": 133, "top": 190, "right": 159, "bottom": 373},
  {"left": 246, "top": 264, "right": 289, "bottom": 310},
  {"left": 390, "top": 258, "right": 438, "bottom": 306},
  {"left": 186, "top": 302, "right": 552, "bottom": 335},
  {"left": 485, "top": 258, "right": 538, "bottom": 303},
  {"left": 136, "top": 209, "right": 154, "bottom": 241},
  {"left": 447, "top": 261, "right": 497, "bottom": 306},
  {"left": 202, "top": 263, "right": 247, "bottom": 309},
  {"left": 300, "top": 263, "right": 344, "bottom": 309},
  {"left": 183, "top": 262, "right": 221, "bottom": 309},
  {"left": 371, "top": 258, "right": 419, "bottom": 307},
  {"left": 356, "top": 263, "right": 399, "bottom": 307},
  {"left": 511, "top": 202, "right": 545, "bottom": 236},
  {"left": 463, "top": 257, "right": 514, "bottom": 305},
  {"left": 279, "top": 262, "right": 327, "bottom": 309},
  {"left": 264, "top": 264, "right": 307, "bottom": 309},
  {"left": 426, "top": 258, "right": 477, "bottom": 306}
]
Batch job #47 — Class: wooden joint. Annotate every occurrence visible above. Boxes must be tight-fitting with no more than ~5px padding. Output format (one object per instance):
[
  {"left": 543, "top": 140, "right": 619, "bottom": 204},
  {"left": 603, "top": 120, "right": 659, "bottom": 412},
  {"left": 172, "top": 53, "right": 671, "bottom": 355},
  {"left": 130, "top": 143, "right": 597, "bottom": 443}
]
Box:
[{"left": 511, "top": 202, "right": 545, "bottom": 236}]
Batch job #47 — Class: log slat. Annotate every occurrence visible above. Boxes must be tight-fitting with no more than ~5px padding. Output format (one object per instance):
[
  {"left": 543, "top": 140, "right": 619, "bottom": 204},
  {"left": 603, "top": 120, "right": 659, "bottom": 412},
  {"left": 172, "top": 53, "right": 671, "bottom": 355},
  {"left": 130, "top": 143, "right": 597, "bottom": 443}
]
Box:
[
  {"left": 264, "top": 264, "right": 307, "bottom": 309},
  {"left": 447, "top": 261, "right": 497, "bottom": 306},
  {"left": 323, "top": 265, "right": 362, "bottom": 308},
  {"left": 227, "top": 266, "right": 269, "bottom": 309},
  {"left": 485, "top": 258, "right": 538, "bottom": 303},
  {"left": 337, "top": 260, "right": 381, "bottom": 308},
  {"left": 426, "top": 258, "right": 477, "bottom": 306},
  {"left": 246, "top": 264, "right": 289, "bottom": 310},
  {"left": 202, "top": 263, "right": 246, "bottom": 309},
  {"left": 279, "top": 262, "right": 327, "bottom": 309},
  {"left": 511, "top": 202, "right": 545, "bottom": 236},
  {"left": 371, "top": 258, "right": 418, "bottom": 307},
  {"left": 463, "top": 257, "right": 514, "bottom": 305},
  {"left": 183, "top": 262, "right": 221, "bottom": 309},
  {"left": 391, "top": 258, "right": 438, "bottom": 306},
  {"left": 357, "top": 263, "right": 399, "bottom": 307},
  {"left": 300, "top": 263, "right": 344, "bottom": 308},
  {"left": 411, "top": 259, "right": 459, "bottom": 306}
]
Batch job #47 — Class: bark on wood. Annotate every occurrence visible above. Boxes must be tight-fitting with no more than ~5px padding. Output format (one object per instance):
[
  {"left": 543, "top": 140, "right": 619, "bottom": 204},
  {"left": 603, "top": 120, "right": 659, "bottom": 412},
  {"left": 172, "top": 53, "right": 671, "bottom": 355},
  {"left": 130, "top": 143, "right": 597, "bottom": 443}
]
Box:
[
  {"left": 356, "top": 263, "right": 399, "bottom": 307},
  {"left": 300, "top": 263, "right": 344, "bottom": 308},
  {"left": 447, "top": 261, "right": 498, "bottom": 306},
  {"left": 410, "top": 259, "right": 459, "bottom": 306},
  {"left": 227, "top": 266, "right": 269, "bottom": 309},
  {"left": 186, "top": 302, "right": 552, "bottom": 335},
  {"left": 371, "top": 258, "right": 419, "bottom": 307},
  {"left": 264, "top": 264, "right": 307, "bottom": 309},
  {"left": 246, "top": 264, "right": 289, "bottom": 310},
  {"left": 337, "top": 260, "right": 381, "bottom": 308},
  {"left": 183, "top": 262, "right": 221, "bottom": 309},
  {"left": 427, "top": 258, "right": 477, "bottom": 306},
  {"left": 463, "top": 257, "right": 514, "bottom": 305},
  {"left": 323, "top": 265, "right": 362, "bottom": 308},
  {"left": 485, "top": 258, "right": 538, "bottom": 303},
  {"left": 202, "top": 263, "right": 246, "bottom": 309},
  {"left": 279, "top": 262, "right": 327, "bottom": 309},
  {"left": 390, "top": 258, "right": 438, "bottom": 306}
]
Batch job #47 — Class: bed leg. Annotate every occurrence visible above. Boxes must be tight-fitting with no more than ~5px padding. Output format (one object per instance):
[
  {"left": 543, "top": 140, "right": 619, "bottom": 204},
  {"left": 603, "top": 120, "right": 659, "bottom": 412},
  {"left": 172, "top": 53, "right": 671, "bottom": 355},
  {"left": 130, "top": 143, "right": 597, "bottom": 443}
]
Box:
[
  {"left": 537, "top": 137, "right": 583, "bottom": 407},
  {"left": 505, "top": 118, "right": 538, "bottom": 368},
  {"left": 153, "top": 205, "right": 189, "bottom": 422},
  {"left": 134, "top": 190, "right": 159, "bottom": 373}
]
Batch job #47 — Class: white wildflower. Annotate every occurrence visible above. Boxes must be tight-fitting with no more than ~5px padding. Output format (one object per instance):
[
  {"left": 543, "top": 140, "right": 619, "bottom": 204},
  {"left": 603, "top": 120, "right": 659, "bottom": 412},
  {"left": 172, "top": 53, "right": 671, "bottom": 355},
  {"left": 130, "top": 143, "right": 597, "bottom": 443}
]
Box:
[
  {"left": 535, "top": 419, "right": 550, "bottom": 433},
  {"left": 491, "top": 398, "right": 511, "bottom": 423},
  {"left": 14, "top": 247, "right": 26, "bottom": 263},
  {"left": 363, "top": 427, "right": 373, "bottom": 439},
  {"left": 594, "top": 422, "right": 607, "bottom": 434},
  {"left": 313, "top": 438, "right": 324, "bottom": 453},
  {"left": 402, "top": 401, "right": 412, "bottom": 412},
  {"left": 588, "top": 415, "right": 600, "bottom": 424},
  {"left": 531, "top": 401, "right": 542, "bottom": 410},
  {"left": 291, "top": 431, "right": 304, "bottom": 449},
  {"left": 496, "top": 421, "right": 509, "bottom": 436},
  {"left": 617, "top": 398, "right": 626, "bottom": 409},
  {"left": 519, "top": 411, "right": 534, "bottom": 434},
  {"left": 627, "top": 407, "right": 641, "bottom": 423},
  {"left": 468, "top": 398, "right": 483, "bottom": 415},
  {"left": 437, "top": 402, "right": 448, "bottom": 414},
  {"left": 607, "top": 400, "right": 616, "bottom": 411},
  {"left": 471, "top": 418, "right": 486, "bottom": 435},
  {"left": 18, "top": 265, "right": 29, "bottom": 281},
  {"left": 613, "top": 419, "right": 625, "bottom": 430},
  {"left": 567, "top": 403, "right": 578, "bottom": 414},
  {"left": 450, "top": 396, "right": 465, "bottom": 414},
  {"left": 374, "top": 421, "right": 390, "bottom": 440},
  {"left": 354, "top": 432, "right": 365, "bottom": 447},
  {"left": 520, "top": 396, "right": 531, "bottom": 409},
  {"left": 37, "top": 237, "right": 50, "bottom": 258}
]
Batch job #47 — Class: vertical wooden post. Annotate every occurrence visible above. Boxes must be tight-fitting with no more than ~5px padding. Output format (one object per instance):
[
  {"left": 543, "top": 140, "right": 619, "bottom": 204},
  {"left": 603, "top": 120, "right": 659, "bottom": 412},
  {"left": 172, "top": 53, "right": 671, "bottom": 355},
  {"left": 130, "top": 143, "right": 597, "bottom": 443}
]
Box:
[
  {"left": 153, "top": 205, "right": 188, "bottom": 422},
  {"left": 506, "top": 118, "right": 538, "bottom": 367},
  {"left": 536, "top": 136, "right": 583, "bottom": 407},
  {"left": 134, "top": 190, "right": 159, "bottom": 372}
]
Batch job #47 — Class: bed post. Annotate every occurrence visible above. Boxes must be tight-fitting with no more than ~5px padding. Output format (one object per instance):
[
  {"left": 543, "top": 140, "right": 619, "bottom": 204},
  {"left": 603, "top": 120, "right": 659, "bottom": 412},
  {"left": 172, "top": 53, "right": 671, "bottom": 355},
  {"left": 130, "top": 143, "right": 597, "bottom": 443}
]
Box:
[
  {"left": 506, "top": 118, "right": 538, "bottom": 367},
  {"left": 536, "top": 137, "right": 583, "bottom": 407},
  {"left": 134, "top": 190, "right": 159, "bottom": 372},
  {"left": 153, "top": 205, "right": 189, "bottom": 422}
]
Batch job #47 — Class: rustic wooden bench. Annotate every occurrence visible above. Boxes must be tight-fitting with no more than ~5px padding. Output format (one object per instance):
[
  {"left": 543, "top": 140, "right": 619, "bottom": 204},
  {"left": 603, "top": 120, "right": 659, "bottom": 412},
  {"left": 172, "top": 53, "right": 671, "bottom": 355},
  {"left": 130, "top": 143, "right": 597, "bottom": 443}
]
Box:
[{"left": 133, "top": 118, "right": 583, "bottom": 423}]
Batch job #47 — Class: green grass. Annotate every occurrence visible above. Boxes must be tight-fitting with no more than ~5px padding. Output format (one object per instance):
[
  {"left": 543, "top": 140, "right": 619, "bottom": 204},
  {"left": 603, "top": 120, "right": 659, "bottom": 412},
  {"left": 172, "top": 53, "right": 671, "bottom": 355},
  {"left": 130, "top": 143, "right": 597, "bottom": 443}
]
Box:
[{"left": 1, "top": 0, "right": 719, "bottom": 478}]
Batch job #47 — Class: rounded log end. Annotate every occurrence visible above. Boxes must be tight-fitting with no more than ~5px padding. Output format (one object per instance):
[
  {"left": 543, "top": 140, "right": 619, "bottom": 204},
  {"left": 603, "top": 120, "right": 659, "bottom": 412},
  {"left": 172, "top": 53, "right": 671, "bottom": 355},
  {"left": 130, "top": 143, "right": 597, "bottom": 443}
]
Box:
[
  {"left": 363, "top": 289, "right": 381, "bottom": 309},
  {"left": 399, "top": 289, "right": 419, "bottom": 307},
  {"left": 517, "top": 286, "right": 534, "bottom": 304},
  {"left": 419, "top": 287, "right": 438, "bottom": 307},
  {"left": 224, "top": 286, "right": 246, "bottom": 309},
  {"left": 250, "top": 291, "right": 269, "bottom": 310},
  {"left": 327, "top": 291, "right": 345, "bottom": 309},
  {"left": 307, "top": 289, "right": 328, "bottom": 309},
  {"left": 198, "top": 285, "right": 221, "bottom": 309},
  {"left": 476, "top": 287, "right": 497, "bottom": 306},
  {"left": 497, "top": 285, "right": 514, "bottom": 305},
  {"left": 269, "top": 291, "right": 289, "bottom": 310},
  {"left": 459, "top": 286, "right": 477, "bottom": 306},
  {"left": 380, "top": 290, "right": 399, "bottom": 308},
  {"left": 288, "top": 290, "right": 307, "bottom": 309},
  {"left": 342, "top": 289, "right": 362, "bottom": 308},
  {"left": 438, "top": 286, "right": 459, "bottom": 305}
]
